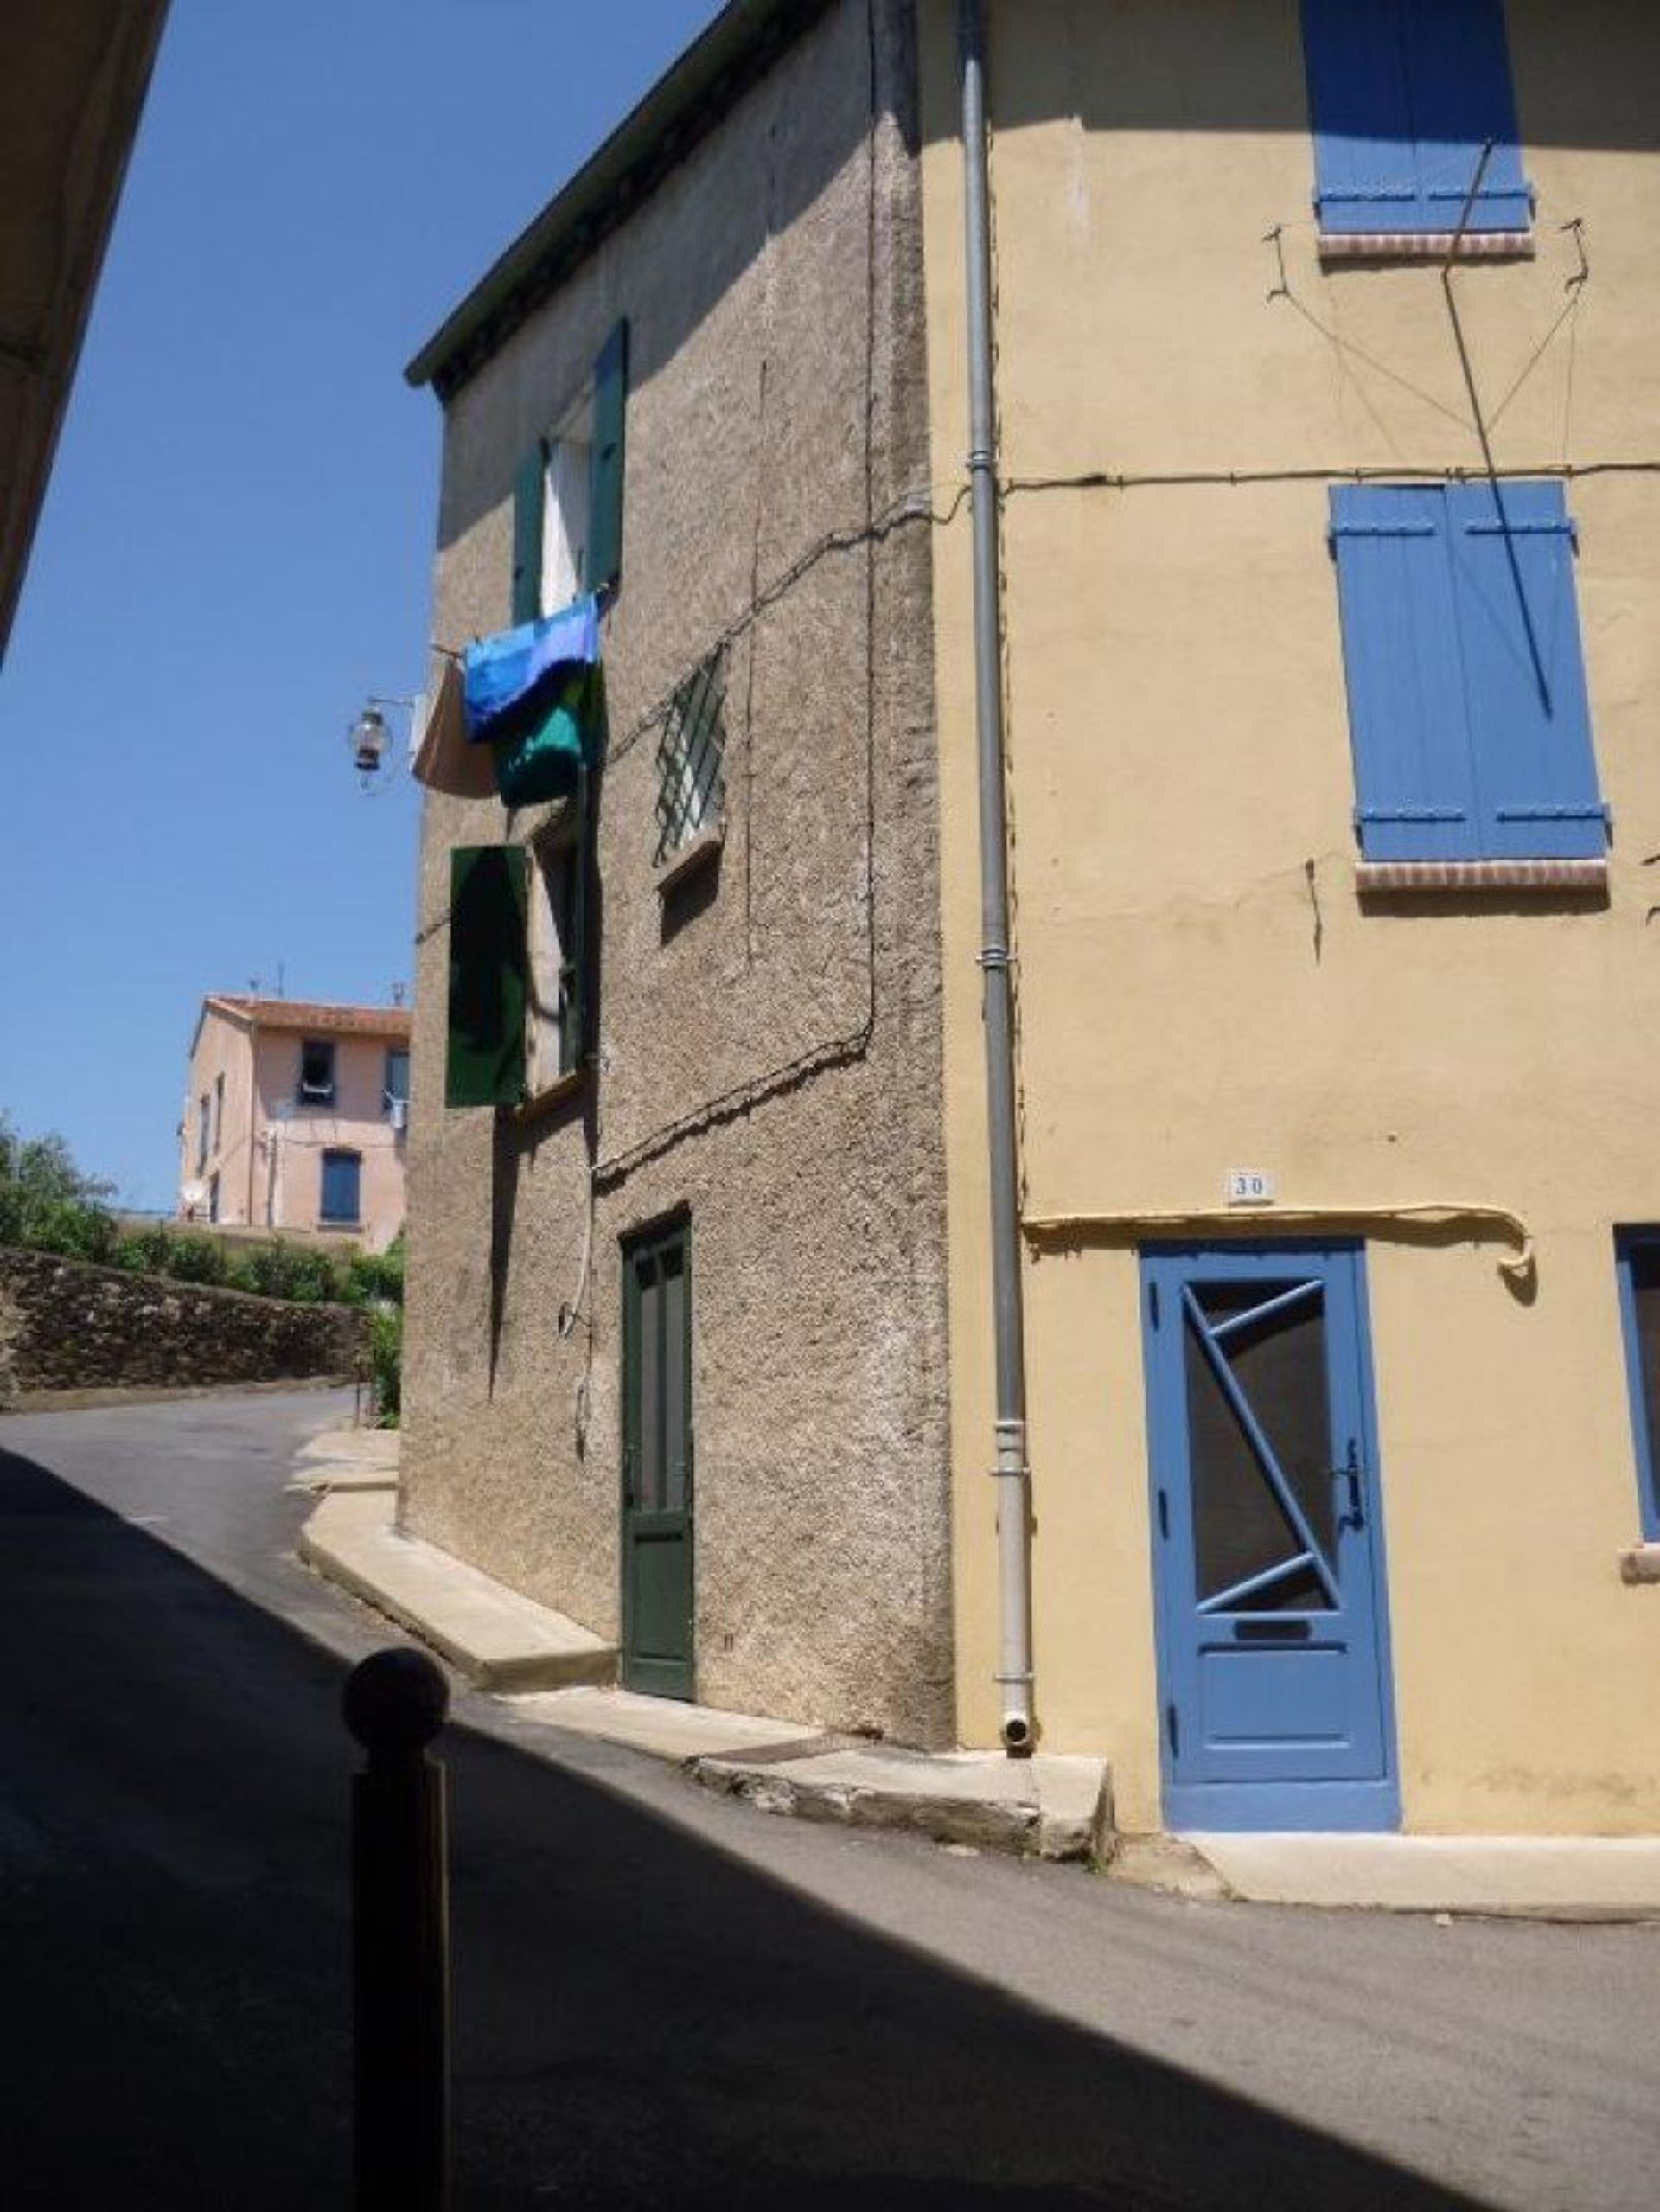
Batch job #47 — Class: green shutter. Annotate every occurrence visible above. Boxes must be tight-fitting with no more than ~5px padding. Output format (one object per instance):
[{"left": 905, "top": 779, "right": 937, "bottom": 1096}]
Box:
[
  {"left": 446, "top": 846, "right": 528, "bottom": 1107},
  {"left": 559, "top": 770, "right": 591, "bottom": 1076},
  {"left": 587, "top": 319, "right": 629, "bottom": 598},
  {"left": 511, "top": 444, "right": 545, "bottom": 625}
]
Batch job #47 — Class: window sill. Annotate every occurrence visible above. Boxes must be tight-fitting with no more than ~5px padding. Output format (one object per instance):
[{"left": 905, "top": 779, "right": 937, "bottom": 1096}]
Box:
[
  {"left": 320, "top": 1219, "right": 361, "bottom": 1232},
  {"left": 1356, "top": 859, "right": 1607, "bottom": 896},
  {"left": 1618, "top": 1544, "right": 1660, "bottom": 1586},
  {"left": 508, "top": 1064, "right": 588, "bottom": 1128},
  {"left": 654, "top": 822, "right": 724, "bottom": 897},
  {"left": 1318, "top": 229, "right": 1535, "bottom": 265}
]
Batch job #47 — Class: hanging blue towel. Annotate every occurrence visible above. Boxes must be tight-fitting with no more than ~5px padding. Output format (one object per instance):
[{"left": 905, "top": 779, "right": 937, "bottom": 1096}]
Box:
[{"left": 463, "top": 594, "right": 601, "bottom": 744}]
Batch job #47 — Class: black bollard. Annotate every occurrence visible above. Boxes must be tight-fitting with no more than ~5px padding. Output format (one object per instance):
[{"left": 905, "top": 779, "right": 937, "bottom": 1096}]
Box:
[{"left": 343, "top": 1646, "right": 452, "bottom": 2212}]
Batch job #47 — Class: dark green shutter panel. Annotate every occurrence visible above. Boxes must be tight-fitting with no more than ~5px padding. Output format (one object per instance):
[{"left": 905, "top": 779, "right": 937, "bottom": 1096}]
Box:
[
  {"left": 511, "top": 445, "right": 545, "bottom": 625},
  {"left": 446, "top": 845, "right": 528, "bottom": 1107},
  {"left": 559, "top": 770, "right": 591, "bottom": 1076},
  {"left": 587, "top": 319, "right": 629, "bottom": 598}
]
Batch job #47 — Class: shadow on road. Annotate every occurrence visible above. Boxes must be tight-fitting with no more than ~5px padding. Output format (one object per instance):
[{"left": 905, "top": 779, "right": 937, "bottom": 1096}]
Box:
[{"left": 0, "top": 1437, "right": 1485, "bottom": 2210}]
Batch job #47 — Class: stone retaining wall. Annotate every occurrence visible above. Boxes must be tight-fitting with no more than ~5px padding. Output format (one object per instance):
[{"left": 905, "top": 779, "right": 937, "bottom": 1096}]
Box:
[{"left": 0, "top": 1245, "right": 366, "bottom": 1403}]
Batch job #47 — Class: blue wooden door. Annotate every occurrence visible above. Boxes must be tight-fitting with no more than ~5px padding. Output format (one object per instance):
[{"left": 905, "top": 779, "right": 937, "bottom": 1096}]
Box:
[{"left": 1142, "top": 1244, "right": 1399, "bottom": 1832}]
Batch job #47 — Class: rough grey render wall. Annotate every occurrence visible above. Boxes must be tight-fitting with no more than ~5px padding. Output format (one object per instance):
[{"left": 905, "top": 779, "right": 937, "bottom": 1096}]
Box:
[
  {"left": 403, "top": 0, "right": 952, "bottom": 1745},
  {"left": 0, "top": 1246, "right": 365, "bottom": 1401}
]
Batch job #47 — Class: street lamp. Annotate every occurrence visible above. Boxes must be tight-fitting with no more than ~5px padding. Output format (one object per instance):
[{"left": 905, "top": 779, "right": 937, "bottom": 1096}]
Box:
[
  {"left": 348, "top": 694, "right": 418, "bottom": 791},
  {"left": 349, "top": 704, "right": 391, "bottom": 777}
]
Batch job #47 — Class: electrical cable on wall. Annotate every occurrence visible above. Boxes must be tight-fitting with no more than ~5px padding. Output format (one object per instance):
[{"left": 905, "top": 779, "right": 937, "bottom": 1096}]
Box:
[
  {"left": 590, "top": 0, "right": 888, "bottom": 1194},
  {"left": 1024, "top": 1203, "right": 1536, "bottom": 1287}
]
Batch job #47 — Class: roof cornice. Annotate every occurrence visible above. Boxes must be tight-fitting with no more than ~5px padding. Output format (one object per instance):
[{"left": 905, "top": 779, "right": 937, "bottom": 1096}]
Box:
[{"left": 405, "top": 0, "right": 833, "bottom": 404}]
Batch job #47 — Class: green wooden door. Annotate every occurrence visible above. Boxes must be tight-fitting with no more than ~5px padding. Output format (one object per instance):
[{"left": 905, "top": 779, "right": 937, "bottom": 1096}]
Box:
[{"left": 622, "top": 1222, "right": 694, "bottom": 1698}]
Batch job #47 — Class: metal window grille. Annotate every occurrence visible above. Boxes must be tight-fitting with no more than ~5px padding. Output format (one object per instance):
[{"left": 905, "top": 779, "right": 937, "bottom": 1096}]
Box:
[{"left": 654, "top": 650, "right": 726, "bottom": 866}]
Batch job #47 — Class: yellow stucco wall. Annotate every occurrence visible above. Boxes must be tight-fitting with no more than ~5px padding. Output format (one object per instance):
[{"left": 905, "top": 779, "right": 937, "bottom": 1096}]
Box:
[{"left": 918, "top": 0, "right": 1660, "bottom": 1831}]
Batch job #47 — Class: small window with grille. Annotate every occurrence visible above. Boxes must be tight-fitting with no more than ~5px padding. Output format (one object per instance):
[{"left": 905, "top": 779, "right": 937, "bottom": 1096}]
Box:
[{"left": 654, "top": 650, "right": 726, "bottom": 869}]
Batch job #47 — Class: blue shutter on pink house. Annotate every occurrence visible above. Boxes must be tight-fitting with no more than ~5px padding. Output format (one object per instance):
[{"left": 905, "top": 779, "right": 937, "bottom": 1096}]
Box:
[
  {"left": 321, "top": 1150, "right": 361, "bottom": 1225},
  {"left": 1302, "top": 0, "right": 1530, "bottom": 235},
  {"left": 1331, "top": 483, "right": 1605, "bottom": 862}
]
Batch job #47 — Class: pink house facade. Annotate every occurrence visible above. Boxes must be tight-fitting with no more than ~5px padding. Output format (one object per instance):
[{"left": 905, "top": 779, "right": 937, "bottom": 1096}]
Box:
[{"left": 178, "top": 996, "right": 412, "bottom": 1252}]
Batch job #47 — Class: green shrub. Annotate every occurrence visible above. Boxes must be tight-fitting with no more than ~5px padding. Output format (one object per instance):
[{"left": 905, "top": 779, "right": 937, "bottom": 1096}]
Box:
[
  {"left": 24, "top": 1197, "right": 119, "bottom": 1264},
  {"left": 367, "top": 1304, "right": 401, "bottom": 1428},
  {"left": 159, "top": 1233, "right": 228, "bottom": 1287},
  {"left": 344, "top": 1243, "right": 405, "bottom": 1307},
  {"left": 116, "top": 1223, "right": 176, "bottom": 1275},
  {"left": 235, "top": 1240, "right": 342, "bottom": 1303}
]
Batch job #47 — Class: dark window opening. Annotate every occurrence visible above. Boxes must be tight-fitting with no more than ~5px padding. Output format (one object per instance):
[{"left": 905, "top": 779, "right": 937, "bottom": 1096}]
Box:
[{"left": 299, "top": 1038, "right": 336, "bottom": 1104}]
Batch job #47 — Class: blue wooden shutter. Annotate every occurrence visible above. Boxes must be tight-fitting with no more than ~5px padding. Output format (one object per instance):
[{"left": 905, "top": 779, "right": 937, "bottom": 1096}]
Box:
[
  {"left": 446, "top": 846, "right": 528, "bottom": 1107},
  {"left": 1402, "top": 0, "right": 1529, "bottom": 230},
  {"left": 587, "top": 319, "right": 629, "bottom": 598},
  {"left": 1302, "top": 0, "right": 1529, "bottom": 234},
  {"left": 1302, "top": 0, "right": 1418, "bottom": 232},
  {"left": 1330, "top": 485, "right": 1478, "bottom": 860},
  {"left": 321, "top": 1150, "right": 361, "bottom": 1224},
  {"left": 1446, "top": 480, "right": 1604, "bottom": 860},
  {"left": 511, "top": 445, "right": 545, "bottom": 625}
]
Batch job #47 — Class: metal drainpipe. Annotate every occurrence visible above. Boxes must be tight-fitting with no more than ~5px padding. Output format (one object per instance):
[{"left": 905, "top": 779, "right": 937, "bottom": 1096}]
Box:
[{"left": 960, "top": 0, "right": 1035, "bottom": 1755}]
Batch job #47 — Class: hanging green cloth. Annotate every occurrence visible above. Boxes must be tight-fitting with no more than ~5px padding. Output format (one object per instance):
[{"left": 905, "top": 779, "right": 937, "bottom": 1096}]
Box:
[{"left": 492, "top": 663, "right": 606, "bottom": 809}]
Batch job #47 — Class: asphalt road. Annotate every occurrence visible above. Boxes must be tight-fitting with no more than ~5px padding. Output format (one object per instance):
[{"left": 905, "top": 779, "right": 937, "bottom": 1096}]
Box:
[{"left": 2, "top": 1390, "right": 1657, "bottom": 2210}]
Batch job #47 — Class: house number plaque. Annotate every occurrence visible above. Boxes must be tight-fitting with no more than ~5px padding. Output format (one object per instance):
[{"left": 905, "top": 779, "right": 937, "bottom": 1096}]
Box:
[{"left": 1225, "top": 1169, "right": 1276, "bottom": 1206}]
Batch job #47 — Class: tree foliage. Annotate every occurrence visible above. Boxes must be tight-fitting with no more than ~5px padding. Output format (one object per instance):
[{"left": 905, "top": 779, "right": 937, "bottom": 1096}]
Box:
[{"left": 0, "top": 1113, "right": 118, "bottom": 1261}]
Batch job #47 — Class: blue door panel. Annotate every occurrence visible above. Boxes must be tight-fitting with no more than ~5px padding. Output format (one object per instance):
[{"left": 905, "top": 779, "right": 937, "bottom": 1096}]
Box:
[
  {"left": 1143, "top": 1243, "right": 1400, "bottom": 1833},
  {"left": 1200, "top": 1646, "right": 1350, "bottom": 1752}
]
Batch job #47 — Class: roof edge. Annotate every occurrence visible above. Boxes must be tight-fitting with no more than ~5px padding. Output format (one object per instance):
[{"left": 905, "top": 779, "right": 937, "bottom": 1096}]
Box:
[{"left": 405, "top": 0, "right": 833, "bottom": 403}]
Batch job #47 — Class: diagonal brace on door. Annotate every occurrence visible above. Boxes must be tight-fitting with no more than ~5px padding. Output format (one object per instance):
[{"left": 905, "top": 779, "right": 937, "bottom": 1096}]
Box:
[{"left": 1181, "top": 1286, "right": 1342, "bottom": 1609}]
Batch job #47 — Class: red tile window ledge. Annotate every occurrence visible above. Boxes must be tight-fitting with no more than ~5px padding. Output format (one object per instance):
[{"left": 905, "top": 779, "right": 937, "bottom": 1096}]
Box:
[
  {"left": 1318, "top": 230, "right": 1535, "bottom": 265},
  {"left": 1356, "top": 858, "right": 1608, "bottom": 896}
]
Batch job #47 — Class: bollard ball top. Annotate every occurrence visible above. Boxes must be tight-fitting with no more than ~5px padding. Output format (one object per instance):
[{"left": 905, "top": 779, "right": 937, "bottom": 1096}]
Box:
[{"left": 343, "top": 1646, "right": 449, "bottom": 1756}]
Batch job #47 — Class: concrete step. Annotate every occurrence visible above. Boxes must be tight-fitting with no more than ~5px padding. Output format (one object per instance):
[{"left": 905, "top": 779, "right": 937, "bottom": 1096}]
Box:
[
  {"left": 300, "top": 1487, "right": 616, "bottom": 1692},
  {"left": 1161, "top": 1832, "right": 1660, "bottom": 1917},
  {"left": 693, "top": 1742, "right": 1114, "bottom": 1864}
]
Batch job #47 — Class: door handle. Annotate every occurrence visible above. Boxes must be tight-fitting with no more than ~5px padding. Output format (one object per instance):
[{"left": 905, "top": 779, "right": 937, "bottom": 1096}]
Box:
[{"left": 1336, "top": 1439, "right": 1364, "bottom": 1527}]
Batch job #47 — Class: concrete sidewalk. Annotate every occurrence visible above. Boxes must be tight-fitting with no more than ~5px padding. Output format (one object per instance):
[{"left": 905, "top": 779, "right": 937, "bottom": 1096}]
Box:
[
  {"left": 295, "top": 1429, "right": 1660, "bottom": 1910},
  {"left": 288, "top": 1424, "right": 402, "bottom": 1493},
  {"left": 1150, "top": 1832, "right": 1660, "bottom": 1918},
  {"left": 299, "top": 1481, "right": 615, "bottom": 1692},
  {"left": 297, "top": 1458, "right": 1110, "bottom": 1863}
]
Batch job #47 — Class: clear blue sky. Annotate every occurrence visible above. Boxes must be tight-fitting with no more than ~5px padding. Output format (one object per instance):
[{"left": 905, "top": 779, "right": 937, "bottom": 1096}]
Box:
[{"left": 0, "top": 0, "right": 723, "bottom": 1210}]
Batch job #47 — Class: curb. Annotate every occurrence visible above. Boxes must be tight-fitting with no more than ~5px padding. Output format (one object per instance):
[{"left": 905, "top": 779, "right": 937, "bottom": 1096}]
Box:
[
  {"left": 299, "top": 1489, "right": 617, "bottom": 1694},
  {"left": 3, "top": 1375, "right": 353, "bottom": 1416}
]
